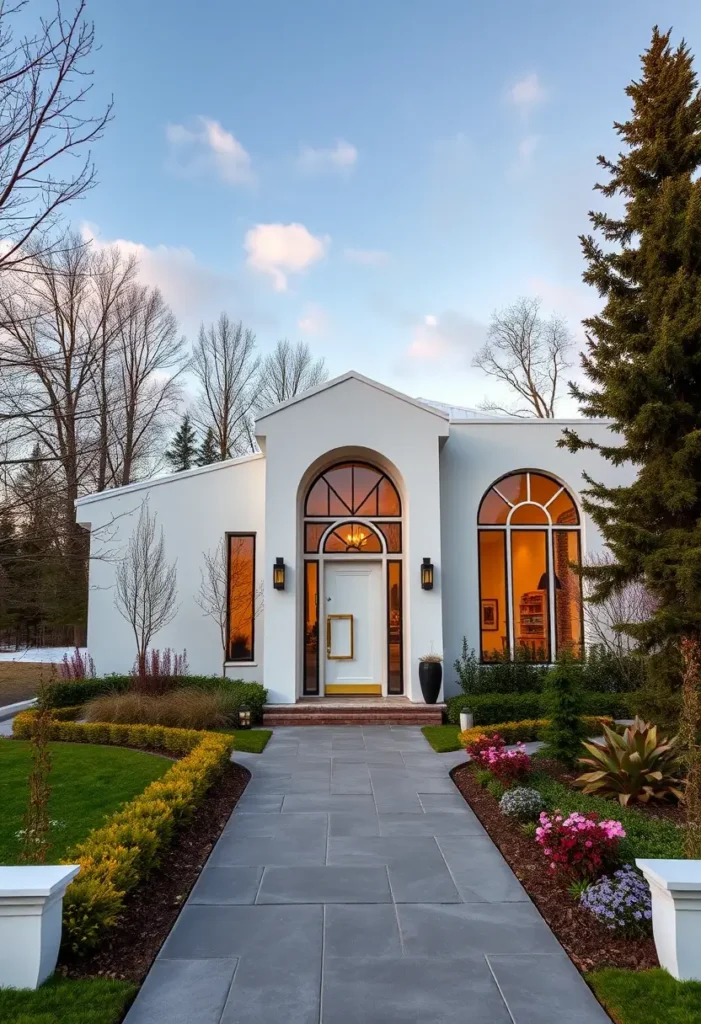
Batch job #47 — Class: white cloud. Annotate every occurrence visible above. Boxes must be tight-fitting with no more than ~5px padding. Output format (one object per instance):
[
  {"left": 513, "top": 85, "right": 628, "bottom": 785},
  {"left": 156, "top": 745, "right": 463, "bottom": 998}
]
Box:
[
  {"left": 297, "top": 302, "right": 328, "bottom": 336},
  {"left": 508, "top": 73, "right": 547, "bottom": 114},
  {"left": 296, "top": 140, "right": 358, "bottom": 176},
  {"left": 166, "top": 117, "right": 254, "bottom": 184},
  {"left": 423, "top": 314, "right": 437, "bottom": 327},
  {"left": 244, "top": 222, "right": 329, "bottom": 291},
  {"left": 509, "top": 134, "right": 540, "bottom": 177},
  {"left": 343, "top": 248, "right": 390, "bottom": 266}
]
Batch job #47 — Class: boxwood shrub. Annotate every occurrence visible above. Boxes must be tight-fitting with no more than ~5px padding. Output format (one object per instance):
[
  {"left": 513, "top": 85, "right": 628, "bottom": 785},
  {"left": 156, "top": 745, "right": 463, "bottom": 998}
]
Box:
[
  {"left": 41, "top": 677, "right": 267, "bottom": 722},
  {"left": 446, "top": 691, "right": 632, "bottom": 725}
]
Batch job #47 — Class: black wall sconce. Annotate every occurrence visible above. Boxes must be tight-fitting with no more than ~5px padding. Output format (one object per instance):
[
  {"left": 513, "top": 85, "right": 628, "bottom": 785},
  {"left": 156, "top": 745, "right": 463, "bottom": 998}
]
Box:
[
  {"left": 273, "top": 557, "right": 286, "bottom": 590},
  {"left": 421, "top": 558, "right": 434, "bottom": 590}
]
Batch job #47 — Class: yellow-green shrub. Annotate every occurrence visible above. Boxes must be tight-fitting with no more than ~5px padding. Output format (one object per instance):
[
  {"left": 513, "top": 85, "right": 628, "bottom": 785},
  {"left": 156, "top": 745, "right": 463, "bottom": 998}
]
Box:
[
  {"left": 13, "top": 713, "right": 234, "bottom": 955},
  {"left": 458, "top": 716, "right": 613, "bottom": 748}
]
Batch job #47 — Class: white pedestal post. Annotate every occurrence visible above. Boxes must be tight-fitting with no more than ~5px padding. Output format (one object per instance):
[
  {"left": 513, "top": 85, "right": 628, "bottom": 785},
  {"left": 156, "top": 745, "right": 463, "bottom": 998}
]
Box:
[
  {"left": 636, "top": 859, "right": 701, "bottom": 981},
  {"left": 0, "top": 865, "right": 80, "bottom": 989},
  {"left": 459, "top": 711, "right": 474, "bottom": 732}
]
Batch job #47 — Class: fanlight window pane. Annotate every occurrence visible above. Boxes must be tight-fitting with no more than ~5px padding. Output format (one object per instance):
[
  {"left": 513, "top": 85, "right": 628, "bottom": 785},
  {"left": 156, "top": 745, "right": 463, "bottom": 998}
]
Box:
[
  {"left": 378, "top": 478, "right": 401, "bottom": 516},
  {"left": 327, "top": 464, "right": 353, "bottom": 513},
  {"left": 553, "top": 531, "right": 583, "bottom": 658},
  {"left": 323, "top": 522, "right": 382, "bottom": 553},
  {"left": 510, "top": 503, "right": 549, "bottom": 525},
  {"left": 530, "top": 473, "right": 560, "bottom": 506},
  {"left": 306, "top": 478, "right": 328, "bottom": 516},
  {"left": 387, "top": 560, "right": 403, "bottom": 693},
  {"left": 497, "top": 473, "right": 528, "bottom": 506},
  {"left": 547, "top": 490, "right": 579, "bottom": 525},
  {"left": 479, "top": 531, "right": 508, "bottom": 660},
  {"left": 376, "top": 522, "right": 402, "bottom": 552},
  {"left": 303, "top": 561, "right": 319, "bottom": 694},
  {"left": 478, "top": 489, "right": 510, "bottom": 524},
  {"left": 304, "top": 522, "right": 326, "bottom": 553},
  {"left": 304, "top": 462, "right": 401, "bottom": 518},
  {"left": 228, "top": 534, "right": 255, "bottom": 661},
  {"left": 511, "top": 530, "right": 550, "bottom": 662}
]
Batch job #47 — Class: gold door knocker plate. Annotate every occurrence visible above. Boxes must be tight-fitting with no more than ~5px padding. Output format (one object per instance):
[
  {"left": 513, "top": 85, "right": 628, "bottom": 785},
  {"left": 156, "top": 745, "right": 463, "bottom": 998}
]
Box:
[{"left": 326, "top": 614, "right": 354, "bottom": 660}]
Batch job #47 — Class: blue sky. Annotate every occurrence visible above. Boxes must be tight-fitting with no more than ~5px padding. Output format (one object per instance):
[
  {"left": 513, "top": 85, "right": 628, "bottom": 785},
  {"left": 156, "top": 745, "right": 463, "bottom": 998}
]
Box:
[{"left": 68, "top": 1, "right": 701, "bottom": 413}]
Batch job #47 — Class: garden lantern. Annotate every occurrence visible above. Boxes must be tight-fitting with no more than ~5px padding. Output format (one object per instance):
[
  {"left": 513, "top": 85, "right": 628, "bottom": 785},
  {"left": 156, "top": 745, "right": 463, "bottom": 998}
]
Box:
[{"left": 238, "top": 704, "right": 252, "bottom": 730}]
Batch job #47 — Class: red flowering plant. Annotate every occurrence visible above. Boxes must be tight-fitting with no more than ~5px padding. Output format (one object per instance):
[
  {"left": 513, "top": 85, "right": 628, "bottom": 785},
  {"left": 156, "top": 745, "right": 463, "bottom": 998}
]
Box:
[
  {"left": 483, "top": 744, "right": 531, "bottom": 787},
  {"left": 464, "top": 733, "right": 505, "bottom": 767},
  {"left": 535, "top": 810, "right": 626, "bottom": 879}
]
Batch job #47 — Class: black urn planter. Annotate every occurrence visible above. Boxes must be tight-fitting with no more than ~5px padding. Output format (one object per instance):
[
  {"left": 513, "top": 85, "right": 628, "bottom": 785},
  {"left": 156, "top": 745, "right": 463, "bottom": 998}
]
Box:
[{"left": 419, "top": 661, "right": 442, "bottom": 704}]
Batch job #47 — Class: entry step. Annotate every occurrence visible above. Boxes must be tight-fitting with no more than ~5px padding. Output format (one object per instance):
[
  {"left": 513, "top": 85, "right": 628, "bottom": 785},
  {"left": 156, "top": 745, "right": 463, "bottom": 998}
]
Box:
[{"left": 263, "top": 699, "right": 445, "bottom": 727}]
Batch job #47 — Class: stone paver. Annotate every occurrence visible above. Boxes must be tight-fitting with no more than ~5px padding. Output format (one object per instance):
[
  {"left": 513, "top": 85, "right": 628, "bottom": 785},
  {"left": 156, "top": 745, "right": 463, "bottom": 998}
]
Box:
[{"left": 125, "top": 725, "right": 611, "bottom": 1024}]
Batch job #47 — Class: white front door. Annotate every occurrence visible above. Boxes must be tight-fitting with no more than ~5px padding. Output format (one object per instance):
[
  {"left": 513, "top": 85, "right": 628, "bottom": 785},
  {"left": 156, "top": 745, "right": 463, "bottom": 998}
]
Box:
[{"left": 324, "top": 561, "right": 383, "bottom": 694}]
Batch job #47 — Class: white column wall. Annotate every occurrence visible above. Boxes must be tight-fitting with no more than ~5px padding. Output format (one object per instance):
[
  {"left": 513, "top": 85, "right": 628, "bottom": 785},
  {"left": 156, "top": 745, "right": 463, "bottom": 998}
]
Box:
[
  {"left": 258, "top": 376, "right": 449, "bottom": 704},
  {"left": 439, "top": 420, "right": 634, "bottom": 698},
  {"left": 77, "top": 456, "right": 265, "bottom": 679}
]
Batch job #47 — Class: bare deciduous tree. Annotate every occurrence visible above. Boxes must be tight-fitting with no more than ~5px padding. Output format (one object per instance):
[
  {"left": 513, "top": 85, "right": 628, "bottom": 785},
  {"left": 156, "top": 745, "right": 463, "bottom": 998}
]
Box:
[
  {"left": 192, "top": 314, "right": 260, "bottom": 460},
  {"left": 0, "top": 1, "right": 112, "bottom": 270},
  {"left": 115, "top": 501, "right": 178, "bottom": 670},
  {"left": 582, "top": 550, "right": 656, "bottom": 685},
  {"left": 194, "top": 537, "right": 263, "bottom": 675},
  {"left": 257, "top": 339, "right": 328, "bottom": 411},
  {"left": 473, "top": 296, "right": 572, "bottom": 417}
]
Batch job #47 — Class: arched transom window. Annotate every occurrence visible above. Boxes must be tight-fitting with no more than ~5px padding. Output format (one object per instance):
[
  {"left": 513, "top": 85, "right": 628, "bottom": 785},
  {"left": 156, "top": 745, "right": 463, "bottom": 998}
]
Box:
[{"left": 478, "top": 471, "right": 583, "bottom": 663}]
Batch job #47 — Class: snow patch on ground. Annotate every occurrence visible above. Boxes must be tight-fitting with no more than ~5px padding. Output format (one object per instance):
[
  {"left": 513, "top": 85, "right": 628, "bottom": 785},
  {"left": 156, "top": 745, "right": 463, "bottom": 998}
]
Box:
[{"left": 0, "top": 647, "right": 87, "bottom": 663}]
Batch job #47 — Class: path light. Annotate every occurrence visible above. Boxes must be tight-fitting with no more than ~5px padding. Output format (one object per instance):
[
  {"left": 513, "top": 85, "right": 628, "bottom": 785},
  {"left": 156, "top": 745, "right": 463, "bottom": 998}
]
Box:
[
  {"left": 238, "top": 704, "right": 252, "bottom": 730},
  {"left": 421, "top": 558, "right": 434, "bottom": 590},
  {"left": 273, "top": 557, "right": 286, "bottom": 590}
]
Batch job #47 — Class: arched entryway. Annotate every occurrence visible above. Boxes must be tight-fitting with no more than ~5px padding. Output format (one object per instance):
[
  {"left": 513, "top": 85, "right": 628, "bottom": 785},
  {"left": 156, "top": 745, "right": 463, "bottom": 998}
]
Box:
[{"left": 301, "top": 460, "right": 404, "bottom": 696}]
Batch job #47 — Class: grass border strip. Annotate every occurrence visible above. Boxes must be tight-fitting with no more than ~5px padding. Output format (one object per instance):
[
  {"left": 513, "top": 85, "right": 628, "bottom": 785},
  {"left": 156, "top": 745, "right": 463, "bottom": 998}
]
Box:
[{"left": 13, "top": 712, "right": 235, "bottom": 954}]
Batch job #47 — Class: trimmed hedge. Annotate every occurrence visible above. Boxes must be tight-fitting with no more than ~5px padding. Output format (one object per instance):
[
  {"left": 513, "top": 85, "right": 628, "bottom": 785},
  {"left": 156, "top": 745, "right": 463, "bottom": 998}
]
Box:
[
  {"left": 13, "top": 712, "right": 235, "bottom": 953},
  {"left": 458, "top": 716, "right": 613, "bottom": 747},
  {"left": 41, "top": 677, "right": 267, "bottom": 722},
  {"left": 446, "top": 691, "right": 632, "bottom": 725}
]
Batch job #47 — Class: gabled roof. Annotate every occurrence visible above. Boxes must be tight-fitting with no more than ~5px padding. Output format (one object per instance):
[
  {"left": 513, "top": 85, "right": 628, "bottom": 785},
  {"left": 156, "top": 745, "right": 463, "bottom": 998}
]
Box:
[{"left": 254, "top": 370, "right": 451, "bottom": 427}]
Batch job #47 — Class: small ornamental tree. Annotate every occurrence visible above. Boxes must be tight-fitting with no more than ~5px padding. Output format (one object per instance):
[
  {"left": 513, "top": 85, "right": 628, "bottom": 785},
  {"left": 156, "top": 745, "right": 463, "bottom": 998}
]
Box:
[
  {"left": 540, "top": 656, "right": 588, "bottom": 766},
  {"left": 560, "top": 28, "right": 701, "bottom": 665},
  {"left": 165, "top": 413, "right": 198, "bottom": 472},
  {"left": 20, "top": 703, "right": 53, "bottom": 864}
]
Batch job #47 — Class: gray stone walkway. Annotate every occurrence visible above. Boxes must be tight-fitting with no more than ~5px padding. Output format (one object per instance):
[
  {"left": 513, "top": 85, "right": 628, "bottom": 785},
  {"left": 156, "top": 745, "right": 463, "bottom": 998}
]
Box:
[{"left": 125, "top": 726, "right": 610, "bottom": 1024}]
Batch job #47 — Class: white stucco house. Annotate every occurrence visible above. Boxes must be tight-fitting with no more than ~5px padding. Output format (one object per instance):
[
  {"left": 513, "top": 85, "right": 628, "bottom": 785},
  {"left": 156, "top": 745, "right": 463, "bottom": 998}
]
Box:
[{"left": 75, "top": 371, "right": 629, "bottom": 705}]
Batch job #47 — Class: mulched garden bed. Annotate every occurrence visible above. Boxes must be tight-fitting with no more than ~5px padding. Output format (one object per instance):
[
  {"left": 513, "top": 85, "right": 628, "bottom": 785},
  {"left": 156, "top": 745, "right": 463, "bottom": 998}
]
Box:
[
  {"left": 59, "top": 759, "right": 250, "bottom": 984},
  {"left": 452, "top": 762, "right": 659, "bottom": 974}
]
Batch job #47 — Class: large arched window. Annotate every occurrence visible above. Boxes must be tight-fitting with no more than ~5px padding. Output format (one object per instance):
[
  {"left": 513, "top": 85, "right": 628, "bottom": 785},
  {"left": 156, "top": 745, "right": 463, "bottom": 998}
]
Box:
[{"left": 478, "top": 471, "right": 583, "bottom": 663}]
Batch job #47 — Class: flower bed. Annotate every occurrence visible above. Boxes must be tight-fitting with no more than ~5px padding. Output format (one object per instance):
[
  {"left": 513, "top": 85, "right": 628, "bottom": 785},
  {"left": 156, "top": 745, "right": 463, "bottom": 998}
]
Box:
[
  {"left": 13, "top": 712, "right": 237, "bottom": 955},
  {"left": 452, "top": 763, "right": 658, "bottom": 972}
]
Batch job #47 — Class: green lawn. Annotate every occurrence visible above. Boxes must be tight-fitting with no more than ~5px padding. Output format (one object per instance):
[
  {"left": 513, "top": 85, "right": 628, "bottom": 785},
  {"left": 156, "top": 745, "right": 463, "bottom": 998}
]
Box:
[
  {"left": 0, "top": 976, "right": 136, "bottom": 1024},
  {"left": 0, "top": 740, "right": 172, "bottom": 864},
  {"left": 223, "top": 728, "right": 272, "bottom": 753},
  {"left": 421, "top": 724, "right": 461, "bottom": 752},
  {"left": 589, "top": 968, "right": 701, "bottom": 1023}
]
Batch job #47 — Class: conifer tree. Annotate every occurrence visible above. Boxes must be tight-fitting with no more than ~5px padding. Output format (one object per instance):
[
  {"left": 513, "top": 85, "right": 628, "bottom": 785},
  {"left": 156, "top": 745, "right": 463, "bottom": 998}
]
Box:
[
  {"left": 561, "top": 28, "right": 701, "bottom": 655},
  {"left": 165, "top": 414, "right": 198, "bottom": 472},
  {"left": 197, "top": 427, "right": 219, "bottom": 467}
]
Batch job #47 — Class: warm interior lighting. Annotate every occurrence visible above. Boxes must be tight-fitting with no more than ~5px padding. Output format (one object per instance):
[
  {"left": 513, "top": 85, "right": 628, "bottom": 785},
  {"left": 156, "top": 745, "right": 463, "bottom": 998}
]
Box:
[
  {"left": 345, "top": 527, "right": 367, "bottom": 549},
  {"left": 273, "top": 557, "right": 285, "bottom": 590}
]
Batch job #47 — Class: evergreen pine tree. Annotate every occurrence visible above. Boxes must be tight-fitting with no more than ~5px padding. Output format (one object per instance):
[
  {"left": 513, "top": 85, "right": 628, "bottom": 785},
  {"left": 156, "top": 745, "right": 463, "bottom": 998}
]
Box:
[
  {"left": 165, "top": 414, "right": 198, "bottom": 472},
  {"left": 197, "top": 427, "right": 219, "bottom": 466},
  {"left": 540, "top": 656, "right": 588, "bottom": 766},
  {"left": 561, "top": 28, "right": 701, "bottom": 656}
]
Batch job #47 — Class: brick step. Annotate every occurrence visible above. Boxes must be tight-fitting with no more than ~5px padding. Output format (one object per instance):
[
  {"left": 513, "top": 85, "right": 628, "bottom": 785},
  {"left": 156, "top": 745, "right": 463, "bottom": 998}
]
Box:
[{"left": 263, "top": 704, "right": 444, "bottom": 727}]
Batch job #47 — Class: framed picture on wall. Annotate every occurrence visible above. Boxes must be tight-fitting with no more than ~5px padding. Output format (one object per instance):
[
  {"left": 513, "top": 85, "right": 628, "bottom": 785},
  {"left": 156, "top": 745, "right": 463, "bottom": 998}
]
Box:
[{"left": 481, "top": 598, "right": 499, "bottom": 631}]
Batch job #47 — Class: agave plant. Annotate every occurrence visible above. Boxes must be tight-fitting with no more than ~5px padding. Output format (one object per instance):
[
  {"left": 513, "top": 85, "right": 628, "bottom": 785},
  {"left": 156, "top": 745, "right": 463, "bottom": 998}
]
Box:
[{"left": 575, "top": 717, "right": 684, "bottom": 806}]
